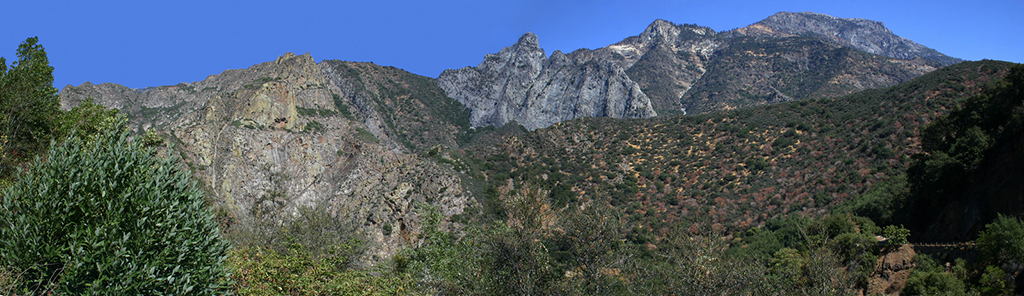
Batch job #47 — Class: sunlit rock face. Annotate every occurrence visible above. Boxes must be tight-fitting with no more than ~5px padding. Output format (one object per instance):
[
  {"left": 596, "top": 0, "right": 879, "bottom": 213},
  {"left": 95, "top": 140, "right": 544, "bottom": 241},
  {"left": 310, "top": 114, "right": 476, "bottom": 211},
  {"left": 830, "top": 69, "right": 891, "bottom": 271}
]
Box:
[
  {"left": 59, "top": 53, "right": 473, "bottom": 263},
  {"left": 442, "top": 12, "right": 956, "bottom": 122},
  {"left": 438, "top": 32, "right": 656, "bottom": 131}
]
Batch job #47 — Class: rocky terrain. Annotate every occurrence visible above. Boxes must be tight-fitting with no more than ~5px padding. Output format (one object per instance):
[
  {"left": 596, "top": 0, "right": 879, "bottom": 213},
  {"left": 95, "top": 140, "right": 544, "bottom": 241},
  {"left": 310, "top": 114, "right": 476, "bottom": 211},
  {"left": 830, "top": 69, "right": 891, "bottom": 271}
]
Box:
[
  {"left": 56, "top": 11, "right": 968, "bottom": 263},
  {"left": 438, "top": 33, "right": 657, "bottom": 130},
  {"left": 678, "top": 33, "right": 941, "bottom": 114},
  {"left": 865, "top": 244, "right": 917, "bottom": 296},
  {"left": 442, "top": 12, "right": 956, "bottom": 127},
  {"left": 59, "top": 53, "right": 474, "bottom": 261},
  {"left": 732, "top": 11, "right": 962, "bottom": 66}
]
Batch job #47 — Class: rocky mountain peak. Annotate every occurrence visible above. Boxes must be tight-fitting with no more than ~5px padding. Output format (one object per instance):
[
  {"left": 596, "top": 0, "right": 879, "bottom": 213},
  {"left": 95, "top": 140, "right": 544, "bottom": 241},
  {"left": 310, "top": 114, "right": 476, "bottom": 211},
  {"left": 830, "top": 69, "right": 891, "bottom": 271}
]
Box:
[
  {"left": 475, "top": 33, "right": 545, "bottom": 75},
  {"left": 276, "top": 52, "right": 308, "bottom": 62},
  {"left": 734, "top": 11, "right": 961, "bottom": 66},
  {"left": 438, "top": 32, "right": 656, "bottom": 130},
  {"left": 640, "top": 19, "right": 682, "bottom": 43},
  {"left": 515, "top": 32, "right": 540, "bottom": 49}
]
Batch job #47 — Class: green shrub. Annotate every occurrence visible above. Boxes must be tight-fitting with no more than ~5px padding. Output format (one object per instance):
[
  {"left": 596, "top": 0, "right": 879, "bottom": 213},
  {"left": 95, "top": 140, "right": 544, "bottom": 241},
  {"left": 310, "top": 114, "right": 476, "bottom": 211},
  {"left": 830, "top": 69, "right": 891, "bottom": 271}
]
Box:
[
  {"left": 303, "top": 120, "right": 325, "bottom": 133},
  {"left": 977, "top": 214, "right": 1024, "bottom": 266},
  {"left": 978, "top": 265, "right": 1011, "bottom": 296},
  {"left": 882, "top": 224, "right": 910, "bottom": 247},
  {"left": 229, "top": 243, "right": 410, "bottom": 296},
  {"left": 904, "top": 270, "right": 966, "bottom": 296},
  {"left": 0, "top": 127, "right": 231, "bottom": 294}
]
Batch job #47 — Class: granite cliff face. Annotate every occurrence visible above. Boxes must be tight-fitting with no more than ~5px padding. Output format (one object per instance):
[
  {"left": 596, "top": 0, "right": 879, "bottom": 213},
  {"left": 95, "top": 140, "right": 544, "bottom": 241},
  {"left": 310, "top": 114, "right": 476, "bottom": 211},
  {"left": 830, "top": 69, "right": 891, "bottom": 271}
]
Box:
[
  {"left": 442, "top": 12, "right": 957, "bottom": 123},
  {"left": 59, "top": 53, "right": 473, "bottom": 261},
  {"left": 437, "top": 33, "right": 657, "bottom": 130},
  {"left": 602, "top": 20, "right": 722, "bottom": 113}
]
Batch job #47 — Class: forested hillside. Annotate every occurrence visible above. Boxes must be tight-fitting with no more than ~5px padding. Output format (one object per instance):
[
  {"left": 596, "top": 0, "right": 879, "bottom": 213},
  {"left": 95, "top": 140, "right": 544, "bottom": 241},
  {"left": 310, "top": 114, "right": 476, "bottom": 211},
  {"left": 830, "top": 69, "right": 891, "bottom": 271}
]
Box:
[{"left": 470, "top": 60, "right": 1013, "bottom": 235}]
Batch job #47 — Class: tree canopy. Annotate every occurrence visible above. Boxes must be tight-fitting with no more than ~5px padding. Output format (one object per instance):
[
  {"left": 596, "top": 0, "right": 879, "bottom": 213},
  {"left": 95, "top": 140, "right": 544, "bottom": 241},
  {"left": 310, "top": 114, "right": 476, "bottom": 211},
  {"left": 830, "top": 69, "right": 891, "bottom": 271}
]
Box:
[{"left": 0, "top": 37, "right": 60, "bottom": 175}]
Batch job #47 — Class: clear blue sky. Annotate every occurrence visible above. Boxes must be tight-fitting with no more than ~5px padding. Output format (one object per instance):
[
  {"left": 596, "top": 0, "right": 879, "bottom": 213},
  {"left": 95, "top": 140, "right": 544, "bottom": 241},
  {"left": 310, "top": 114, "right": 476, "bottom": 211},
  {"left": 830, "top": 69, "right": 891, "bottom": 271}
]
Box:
[{"left": 3, "top": 0, "right": 1021, "bottom": 89}]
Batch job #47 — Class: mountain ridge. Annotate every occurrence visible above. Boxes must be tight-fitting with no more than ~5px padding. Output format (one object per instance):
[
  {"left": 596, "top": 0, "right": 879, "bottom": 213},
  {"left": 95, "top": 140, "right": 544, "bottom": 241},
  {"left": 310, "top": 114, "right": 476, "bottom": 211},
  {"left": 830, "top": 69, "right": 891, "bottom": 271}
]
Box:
[
  {"left": 730, "top": 11, "right": 961, "bottom": 65},
  {"left": 59, "top": 53, "right": 475, "bottom": 263},
  {"left": 440, "top": 11, "right": 957, "bottom": 129},
  {"left": 55, "top": 10, "right": 969, "bottom": 263},
  {"left": 437, "top": 32, "right": 658, "bottom": 131}
]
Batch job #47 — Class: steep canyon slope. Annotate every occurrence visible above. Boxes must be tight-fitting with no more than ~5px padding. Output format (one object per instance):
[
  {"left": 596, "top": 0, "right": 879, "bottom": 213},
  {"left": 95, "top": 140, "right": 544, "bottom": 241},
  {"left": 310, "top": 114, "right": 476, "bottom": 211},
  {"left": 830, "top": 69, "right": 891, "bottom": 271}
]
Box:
[
  {"left": 474, "top": 61, "right": 1012, "bottom": 235},
  {"left": 59, "top": 53, "right": 474, "bottom": 261}
]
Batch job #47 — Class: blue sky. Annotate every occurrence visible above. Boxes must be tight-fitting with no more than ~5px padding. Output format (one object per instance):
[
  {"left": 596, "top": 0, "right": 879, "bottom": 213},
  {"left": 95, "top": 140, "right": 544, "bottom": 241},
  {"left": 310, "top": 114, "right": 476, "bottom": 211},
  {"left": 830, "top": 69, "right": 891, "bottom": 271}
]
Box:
[{"left": 3, "top": 0, "right": 1022, "bottom": 89}]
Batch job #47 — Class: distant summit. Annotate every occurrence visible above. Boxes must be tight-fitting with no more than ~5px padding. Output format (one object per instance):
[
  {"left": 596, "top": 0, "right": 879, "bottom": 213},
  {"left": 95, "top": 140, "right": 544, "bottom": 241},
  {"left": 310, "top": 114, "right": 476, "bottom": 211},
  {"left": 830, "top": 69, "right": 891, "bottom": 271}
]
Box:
[
  {"left": 732, "top": 11, "right": 961, "bottom": 66},
  {"left": 437, "top": 32, "right": 657, "bottom": 130},
  {"left": 441, "top": 12, "right": 954, "bottom": 126}
]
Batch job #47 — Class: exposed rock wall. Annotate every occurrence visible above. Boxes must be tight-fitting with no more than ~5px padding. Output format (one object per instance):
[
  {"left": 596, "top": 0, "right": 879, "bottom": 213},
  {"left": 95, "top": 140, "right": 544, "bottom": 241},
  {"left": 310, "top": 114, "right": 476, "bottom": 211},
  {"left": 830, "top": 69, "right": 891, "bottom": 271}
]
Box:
[
  {"left": 438, "top": 33, "right": 657, "bottom": 130},
  {"left": 866, "top": 244, "right": 916, "bottom": 296},
  {"left": 59, "top": 53, "right": 472, "bottom": 262},
  {"left": 442, "top": 12, "right": 958, "bottom": 123},
  {"left": 606, "top": 20, "right": 722, "bottom": 113}
]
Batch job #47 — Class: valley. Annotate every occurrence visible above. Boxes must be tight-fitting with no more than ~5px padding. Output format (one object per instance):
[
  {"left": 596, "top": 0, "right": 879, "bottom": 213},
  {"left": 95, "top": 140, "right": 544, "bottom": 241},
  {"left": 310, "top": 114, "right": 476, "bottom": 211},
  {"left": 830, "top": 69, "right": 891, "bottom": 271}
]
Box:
[{"left": 3, "top": 11, "right": 1022, "bottom": 296}]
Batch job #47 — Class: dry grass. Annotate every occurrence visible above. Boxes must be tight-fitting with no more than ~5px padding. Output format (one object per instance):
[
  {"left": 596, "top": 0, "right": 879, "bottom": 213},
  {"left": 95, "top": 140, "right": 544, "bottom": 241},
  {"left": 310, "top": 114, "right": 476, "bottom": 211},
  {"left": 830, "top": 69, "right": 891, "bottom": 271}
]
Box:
[{"left": 0, "top": 266, "right": 21, "bottom": 295}]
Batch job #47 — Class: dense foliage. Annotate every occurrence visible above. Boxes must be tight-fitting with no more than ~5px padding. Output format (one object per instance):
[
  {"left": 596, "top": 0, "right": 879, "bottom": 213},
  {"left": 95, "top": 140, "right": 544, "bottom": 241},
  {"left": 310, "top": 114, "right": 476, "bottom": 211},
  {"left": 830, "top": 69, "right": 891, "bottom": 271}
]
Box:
[
  {"left": 0, "top": 37, "right": 60, "bottom": 178},
  {"left": 0, "top": 38, "right": 119, "bottom": 182},
  {"left": 230, "top": 244, "right": 411, "bottom": 296},
  {"left": 902, "top": 64, "right": 1024, "bottom": 239},
  {"left": 0, "top": 125, "right": 231, "bottom": 294},
  {"left": 379, "top": 185, "right": 869, "bottom": 295},
  {"left": 977, "top": 214, "right": 1024, "bottom": 269},
  {"left": 224, "top": 201, "right": 400, "bottom": 295}
]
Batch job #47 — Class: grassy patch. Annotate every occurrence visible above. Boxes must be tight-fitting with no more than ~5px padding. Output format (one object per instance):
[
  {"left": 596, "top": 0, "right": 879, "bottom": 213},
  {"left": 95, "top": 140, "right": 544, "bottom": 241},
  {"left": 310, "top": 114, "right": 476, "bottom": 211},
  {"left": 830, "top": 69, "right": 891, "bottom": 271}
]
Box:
[
  {"left": 304, "top": 120, "right": 325, "bottom": 133},
  {"left": 356, "top": 128, "right": 379, "bottom": 143}
]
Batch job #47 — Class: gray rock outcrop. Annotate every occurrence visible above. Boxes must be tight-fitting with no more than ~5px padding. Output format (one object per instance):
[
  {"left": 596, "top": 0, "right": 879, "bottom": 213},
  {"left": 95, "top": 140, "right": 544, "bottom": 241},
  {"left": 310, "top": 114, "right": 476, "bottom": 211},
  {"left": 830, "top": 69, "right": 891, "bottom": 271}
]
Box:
[
  {"left": 438, "top": 33, "right": 656, "bottom": 130},
  {"left": 442, "top": 12, "right": 959, "bottom": 123},
  {"left": 59, "top": 53, "right": 472, "bottom": 263}
]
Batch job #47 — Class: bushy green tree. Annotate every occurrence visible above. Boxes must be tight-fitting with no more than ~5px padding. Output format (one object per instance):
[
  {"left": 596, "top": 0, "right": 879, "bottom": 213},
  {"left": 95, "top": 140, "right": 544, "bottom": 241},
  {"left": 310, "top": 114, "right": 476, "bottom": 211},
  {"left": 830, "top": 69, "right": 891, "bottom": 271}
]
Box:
[
  {"left": 229, "top": 241, "right": 407, "bottom": 296},
  {"left": 903, "top": 254, "right": 968, "bottom": 296},
  {"left": 977, "top": 214, "right": 1024, "bottom": 267},
  {"left": 769, "top": 247, "right": 805, "bottom": 286},
  {"left": 0, "top": 37, "right": 60, "bottom": 178},
  {"left": 835, "top": 174, "right": 908, "bottom": 225},
  {"left": 546, "top": 204, "right": 626, "bottom": 294},
  {"left": 54, "top": 98, "right": 121, "bottom": 143},
  {"left": 904, "top": 271, "right": 967, "bottom": 296},
  {"left": 978, "top": 265, "right": 1011, "bottom": 296},
  {"left": 975, "top": 214, "right": 1024, "bottom": 294},
  {"left": 882, "top": 224, "right": 911, "bottom": 247},
  {"left": 391, "top": 204, "right": 486, "bottom": 295},
  {"left": 0, "top": 126, "right": 231, "bottom": 294}
]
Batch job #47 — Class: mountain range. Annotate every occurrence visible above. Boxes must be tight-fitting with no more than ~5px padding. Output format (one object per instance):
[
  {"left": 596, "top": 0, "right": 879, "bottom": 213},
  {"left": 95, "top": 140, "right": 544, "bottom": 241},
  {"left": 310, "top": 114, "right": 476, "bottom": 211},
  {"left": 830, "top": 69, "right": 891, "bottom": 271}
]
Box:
[
  {"left": 439, "top": 11, "right": 957, "bottom": 130},
  {"left": 58, "top": 11, "right": 970, "bottom": 259}
]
